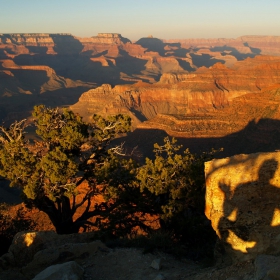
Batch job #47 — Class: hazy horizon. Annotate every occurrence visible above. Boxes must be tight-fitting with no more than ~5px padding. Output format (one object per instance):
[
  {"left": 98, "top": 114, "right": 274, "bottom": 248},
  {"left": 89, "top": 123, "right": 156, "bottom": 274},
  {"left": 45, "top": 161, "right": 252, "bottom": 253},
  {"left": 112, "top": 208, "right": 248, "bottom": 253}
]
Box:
[{"left": 1, "top": 0, "right": 280, "bottom": 41}]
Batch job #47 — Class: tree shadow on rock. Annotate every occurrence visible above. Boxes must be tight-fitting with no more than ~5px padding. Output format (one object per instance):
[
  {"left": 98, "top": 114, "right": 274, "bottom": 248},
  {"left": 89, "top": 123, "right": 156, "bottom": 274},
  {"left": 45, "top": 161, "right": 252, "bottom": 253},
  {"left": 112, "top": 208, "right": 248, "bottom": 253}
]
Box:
[{"left": 216, "top": 158, "right": 280, "bottom": 261}]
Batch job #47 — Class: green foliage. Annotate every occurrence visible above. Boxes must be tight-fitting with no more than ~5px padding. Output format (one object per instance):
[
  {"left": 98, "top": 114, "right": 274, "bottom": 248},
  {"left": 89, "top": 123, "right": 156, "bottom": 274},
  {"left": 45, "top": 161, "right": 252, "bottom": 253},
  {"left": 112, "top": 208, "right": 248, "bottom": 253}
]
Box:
[
  {"left": 92, "top": 114, "right": 131, "bottom": 142},
  {"left": 0, "top": 105, "right": 219, "bottom": 260},
  {"left": 0, "top": 105, "right": 132, "bottom": 234},
  {"left": 92, "top": 136, "right": 219, "bottom": 260},
  {"left": 32, "top": 105, "right": 88, "bottom": 150},
  {"left": 92, "top": 151, "right": 157, "bottom": 237},
  {"left": 137, "top": 137, "right": 215, "bottom": 219},
  {"left": 137, "top": 137, "right": 219, "bottom": 245}
]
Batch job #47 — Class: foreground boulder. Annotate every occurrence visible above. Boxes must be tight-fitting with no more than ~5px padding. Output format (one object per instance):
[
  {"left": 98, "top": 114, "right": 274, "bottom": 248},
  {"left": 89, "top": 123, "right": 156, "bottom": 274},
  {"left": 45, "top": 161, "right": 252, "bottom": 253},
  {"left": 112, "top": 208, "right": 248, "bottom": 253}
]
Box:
[
  {"left": 0, "top": 231, "right": 108, "bottom": 278},
  {"left": 32, "top": 261, "right": 84, "bottom": 280},
  {"left": 0, "top": 231, "right": 96, "bottom": 268},
  {"left": 205, "top": 151, "right": 280, "bottom": 263}
]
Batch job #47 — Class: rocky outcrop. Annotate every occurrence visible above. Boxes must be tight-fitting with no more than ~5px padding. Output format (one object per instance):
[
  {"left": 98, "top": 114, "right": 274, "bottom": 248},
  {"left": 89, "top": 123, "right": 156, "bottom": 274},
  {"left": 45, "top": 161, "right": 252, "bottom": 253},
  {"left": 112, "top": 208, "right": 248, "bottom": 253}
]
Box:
[
  {"left": 240, "top": 35, "right": 280, "bottom": 56},
  {"left": 0, "top": 59, "right": 93, "bottom": 95},
  {"left": 0, "top": 33, "right": 57, "bottom": 55},
  {"left": 32, "top": 261, "right": 84, "bottom": 280},
  {"left": 0, "top": 33, "right": 55, "bottom": 46},
  {"left": 70, "top": 81, "right": 233, "bottom": 124},
  {"left": 2, "top": 32, "right": 280, "bottom": 128},
  {"left": 71, "top": 56, "right": 280, "bottom": 126},
  {"left": 205, "top": 151, "right": 280, "bottom": 263},
  {"left": 0, "top": 231, "right": 107, "bottom": 279},
  {"left": 165, "top": 35, "right": 280, "bottom": 56},
  {"left": 78, "top": 33, "right": 130, "bottom": 45}
]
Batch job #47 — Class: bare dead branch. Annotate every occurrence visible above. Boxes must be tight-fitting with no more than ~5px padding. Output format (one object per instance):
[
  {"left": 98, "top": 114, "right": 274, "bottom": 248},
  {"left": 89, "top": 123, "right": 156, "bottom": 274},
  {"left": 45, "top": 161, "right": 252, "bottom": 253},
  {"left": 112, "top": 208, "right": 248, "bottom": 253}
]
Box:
[
  {"left": 0, "top": 119, "right": 27, "bottom": 144},
  {"left": 102, "top": 121, "right": 121, "bottom": 133},
  {"left": 109, "top": 142, "right": 126, "bottom": 156}
]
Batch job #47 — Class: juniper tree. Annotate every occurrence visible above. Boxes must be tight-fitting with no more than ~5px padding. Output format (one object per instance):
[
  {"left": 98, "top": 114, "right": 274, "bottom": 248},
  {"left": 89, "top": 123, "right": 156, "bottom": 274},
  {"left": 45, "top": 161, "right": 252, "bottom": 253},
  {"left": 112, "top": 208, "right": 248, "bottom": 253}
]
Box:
[
  {"left": 136, "top": 137, "right": 218, "bottom": 242},
  {"left": 0, "top": 105, "right": 131, "bottom": 234}
]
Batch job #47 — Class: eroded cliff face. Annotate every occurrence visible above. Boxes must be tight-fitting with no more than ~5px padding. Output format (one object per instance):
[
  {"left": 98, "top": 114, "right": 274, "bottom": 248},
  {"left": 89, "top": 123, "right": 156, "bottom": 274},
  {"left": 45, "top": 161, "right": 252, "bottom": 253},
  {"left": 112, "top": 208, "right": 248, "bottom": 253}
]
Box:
[
  {"left": 164, "top": 35, "right": 280, "bottom": 56},
  {"left": 2, "top": 32, "right": 280, "bottom": 128},
  {"left": 70, "top": 81, "right": 231, "bottom": 124},
  {"left": 78, "top": 33, "right": 131, "bottom": 45},
  {"left": 70, "top": 55, "right": 280, "bottom": 127}
]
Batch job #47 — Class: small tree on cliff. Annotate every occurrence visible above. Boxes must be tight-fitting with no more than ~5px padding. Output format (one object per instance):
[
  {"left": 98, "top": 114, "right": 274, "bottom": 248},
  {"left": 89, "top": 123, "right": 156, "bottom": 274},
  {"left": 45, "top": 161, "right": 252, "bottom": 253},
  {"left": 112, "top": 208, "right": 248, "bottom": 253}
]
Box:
[
  {"left": 136, "top": 137, "right": 218, "bottom": 243},
  {"left": 0, "top": 105, "right": 131, "bottom": 234}
]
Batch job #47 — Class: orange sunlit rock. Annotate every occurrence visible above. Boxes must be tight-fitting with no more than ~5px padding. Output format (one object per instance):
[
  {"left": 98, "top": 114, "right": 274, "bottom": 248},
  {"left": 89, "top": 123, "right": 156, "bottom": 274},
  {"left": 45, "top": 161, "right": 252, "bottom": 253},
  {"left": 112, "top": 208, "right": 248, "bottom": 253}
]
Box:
[{"left": 205, "top": 151, "right": 280, "bottom": 262}]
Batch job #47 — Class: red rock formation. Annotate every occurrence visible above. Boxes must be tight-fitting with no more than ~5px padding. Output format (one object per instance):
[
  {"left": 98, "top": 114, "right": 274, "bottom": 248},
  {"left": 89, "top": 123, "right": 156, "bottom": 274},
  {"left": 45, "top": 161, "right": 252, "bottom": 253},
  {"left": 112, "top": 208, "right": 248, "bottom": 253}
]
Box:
[
  {"left": 0, "top": 59, "right": 94, "bottom": 94},
  {"left": 165, "top": 36, "right": 280, "bottom": 56},
  {"left": 240, "top": 35, "right": 280, "bottom": 56},
  {"left": 71, "top": 56, "right": 280, "bottom": 131},
  {"left": 164, "top": 37, "right": 252, "bottom": 54},
  {"left": 78, "top": 33, "right": 131, "bottom": 45}
]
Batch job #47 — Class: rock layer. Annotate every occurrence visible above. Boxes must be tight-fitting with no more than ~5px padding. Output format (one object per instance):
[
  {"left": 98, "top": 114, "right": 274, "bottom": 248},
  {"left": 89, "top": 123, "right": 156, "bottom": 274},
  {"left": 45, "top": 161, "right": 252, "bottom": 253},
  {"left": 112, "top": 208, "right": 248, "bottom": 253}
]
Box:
[{"left": 71, "top": 56, "right": 280, "bottom": 125}]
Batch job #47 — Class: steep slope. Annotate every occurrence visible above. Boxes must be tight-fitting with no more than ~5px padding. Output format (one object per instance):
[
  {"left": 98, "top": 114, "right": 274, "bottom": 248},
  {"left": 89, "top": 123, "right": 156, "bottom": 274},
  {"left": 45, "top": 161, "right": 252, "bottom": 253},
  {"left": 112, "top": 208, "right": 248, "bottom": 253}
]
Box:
[{"left": 70, "top": 56, "right": 280, "bottom": 125}]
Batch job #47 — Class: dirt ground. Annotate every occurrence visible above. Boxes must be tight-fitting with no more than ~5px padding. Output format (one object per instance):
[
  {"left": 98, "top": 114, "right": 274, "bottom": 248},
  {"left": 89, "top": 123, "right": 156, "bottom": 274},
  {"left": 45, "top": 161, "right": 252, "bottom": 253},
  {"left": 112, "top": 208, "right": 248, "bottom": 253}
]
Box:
[
  {"left": 1, "top": 203, "right": 255, "bottom": 279},
  {"left": 81, "top": 247, "right": 255, "bottom": 280}
]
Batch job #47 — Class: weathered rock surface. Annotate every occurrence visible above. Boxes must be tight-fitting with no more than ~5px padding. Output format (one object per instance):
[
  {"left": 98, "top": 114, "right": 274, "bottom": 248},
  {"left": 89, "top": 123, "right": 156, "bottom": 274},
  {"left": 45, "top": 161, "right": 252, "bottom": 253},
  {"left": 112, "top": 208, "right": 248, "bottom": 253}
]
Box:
[
  {"left": 0, "top": 230, "right": 97, "bottom": 268},
  {"left": 2, "top": 230, "right": 280, "bottom": 279},
  {"left": 254, "top": 255, "right": 280, "bottom": 280},
  {"left": 79, "top": 32, "right": 131, "bottom": 45},
  {"left": 0, "top": 231, "right": 109, "bottom": 279},
  {"left": 165, "top": 35, "right": 280, "bottom": 56},
  {"left": 71, "top": 56, "right": 280, "bottom": 126},
  {"left": 2, "top": 33, "right": 280, "bottom": 123},
  {"left": 22, "top": 241, "right": 108, "bottom": 278},
  {"left": 205, "top": 151, "right": 280, "bottom": 263},
  {"left": 32, "top": 261, "right": 84, "bottom": 280}
]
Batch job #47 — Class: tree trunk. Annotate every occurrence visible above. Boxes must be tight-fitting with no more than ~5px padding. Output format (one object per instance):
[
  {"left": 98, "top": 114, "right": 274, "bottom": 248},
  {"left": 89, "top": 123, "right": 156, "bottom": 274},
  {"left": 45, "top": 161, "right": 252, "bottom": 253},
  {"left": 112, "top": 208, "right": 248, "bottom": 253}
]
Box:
[{"left": 37, "top": 196, "right": 80, "bottom": 234}]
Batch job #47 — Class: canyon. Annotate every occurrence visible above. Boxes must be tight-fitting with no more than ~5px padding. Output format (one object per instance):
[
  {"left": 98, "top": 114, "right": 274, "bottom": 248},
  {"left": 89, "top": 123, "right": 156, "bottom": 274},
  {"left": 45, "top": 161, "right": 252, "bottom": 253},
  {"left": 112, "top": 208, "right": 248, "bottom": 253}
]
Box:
[
  {"left": 1, "top": 33, "right": 280, "bottom": 156},
  {"left": 2, "top": 33, "right": 280, "bottom": 277},
  {"left": 1, "top": 32, "right": 280, "bottom": 155}
]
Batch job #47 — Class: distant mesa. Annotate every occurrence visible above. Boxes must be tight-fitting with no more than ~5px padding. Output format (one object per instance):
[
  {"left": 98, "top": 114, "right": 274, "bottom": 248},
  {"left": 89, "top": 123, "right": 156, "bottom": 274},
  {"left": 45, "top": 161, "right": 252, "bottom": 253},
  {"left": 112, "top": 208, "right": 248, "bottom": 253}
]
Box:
[
  {"left": 88, "top": 33, "right": 131, "bottom": 44},
  {"left": 2, "top": 32, "right": 280, "bottom": 129}
]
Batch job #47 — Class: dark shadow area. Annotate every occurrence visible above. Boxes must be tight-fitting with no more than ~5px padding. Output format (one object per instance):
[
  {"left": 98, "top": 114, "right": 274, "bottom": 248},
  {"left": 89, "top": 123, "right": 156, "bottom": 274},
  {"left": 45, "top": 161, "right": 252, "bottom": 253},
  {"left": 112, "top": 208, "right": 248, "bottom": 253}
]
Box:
[
  {"left": 115, "top": 50, "right": 148, "bottom": 76},
  {"left": 13, "top": 51, "right": 128, "bottom": 85},
  {"left": 130, "top": 108, "right": 147, "bottom": 122},
  {"left": 0, "top": 49, "right": 8, "bottom": 60},
  {"left": 190, "top": 53, "right": 225, "bottom": 68},
  {"left": 50, "top": 34, "right": 84, "bottom": 55},
  {"left": 26, "top": 46, "right": 48, "bottom": 55},
  {"left": 243, "top": 42, "right": 261, "bottom": 55},
  {"left": 165, "top": 48, "right": 189, "bottom": 58},
  {"left": 135, "top": 38, "right": 166, "bottom": 56},
  {"left": 0, "top": 86, "right": 90, "bottom": 123},
  {"left": 177, "top": 59, "right": 195, "bottom": 71},
  {"left": 114, "top": 118, "right": 280, "bottom": 161},
  {"left": 10, "top": 69, "right": 49, "bottom": 94},
  {"left": 173, "top": 48, "right": 189, "bottom": 57},
  {"left": 0, "top": 179, "right": 21, "bottom": 204},
  {"left": 14, "top": 52, "right": 124, "bottom": 85},
  {"left": 210, "top": 46, "right": 257, "bottom": 60},
  {"left": 13, "top": 54, "right": 35, "bottom": 65},
  {"left": 0, "top": 106, "right": 7, "bottom": 121}
]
